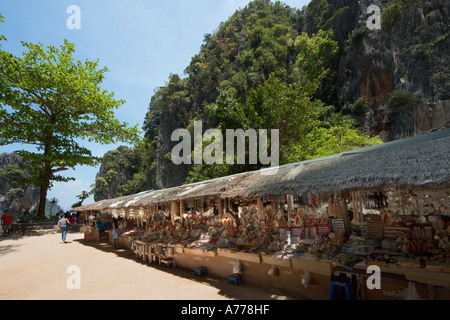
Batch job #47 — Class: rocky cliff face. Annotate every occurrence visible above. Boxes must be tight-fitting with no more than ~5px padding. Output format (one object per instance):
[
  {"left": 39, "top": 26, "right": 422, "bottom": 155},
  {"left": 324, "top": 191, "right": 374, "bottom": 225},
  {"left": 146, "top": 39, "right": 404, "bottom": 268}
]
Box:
[
  {"left": 0, "top": 152, "right": 41, "bottom": 216},
  {"left": 0, "top": 153, "right": 64, "bottom": 218},
  {"left": 332, "top": 0, "right": 449, "bottom": 141},
  {"left": 154, "top": 106, "right": 192, "bottom": 190},
  {"left": 95, "top": 0, "right": 450, "bottom": 198},
  {"left": 93, "top": 146, "right": 146, "bottom": 201}
]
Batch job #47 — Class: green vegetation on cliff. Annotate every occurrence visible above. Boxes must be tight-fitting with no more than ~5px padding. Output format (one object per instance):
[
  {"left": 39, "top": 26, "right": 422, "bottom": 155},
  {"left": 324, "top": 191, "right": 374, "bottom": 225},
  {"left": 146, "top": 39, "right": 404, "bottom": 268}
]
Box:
[{"left": 93, "top": 0, "right": 382, "bottom": 200}]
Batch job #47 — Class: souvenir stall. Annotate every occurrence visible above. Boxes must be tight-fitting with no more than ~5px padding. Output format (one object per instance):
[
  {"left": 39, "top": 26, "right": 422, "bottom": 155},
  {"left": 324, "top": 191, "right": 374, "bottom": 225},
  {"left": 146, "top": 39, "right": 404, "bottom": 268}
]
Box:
[
  {"left": 75, "top": 183, "right": 449, "bottom": 300},
  {"left": 72, "top": 128, "right": 450, "bottom": 300},
  {"left": 330, "top": 186, "right": 450, "bottom": 300}
]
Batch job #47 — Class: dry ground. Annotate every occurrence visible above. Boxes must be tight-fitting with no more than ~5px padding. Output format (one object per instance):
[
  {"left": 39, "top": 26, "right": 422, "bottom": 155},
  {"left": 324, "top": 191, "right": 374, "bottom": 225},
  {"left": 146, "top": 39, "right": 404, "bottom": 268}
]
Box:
[{"left": 0, "top": 231, "right": 305, "bottom": 300}]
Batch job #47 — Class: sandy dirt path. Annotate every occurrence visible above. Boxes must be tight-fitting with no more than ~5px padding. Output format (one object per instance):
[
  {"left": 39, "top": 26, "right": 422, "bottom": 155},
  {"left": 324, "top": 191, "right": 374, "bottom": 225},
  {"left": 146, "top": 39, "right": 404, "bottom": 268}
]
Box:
[{"left": 0, "top": 231, "right": 303, "bottom": 300}]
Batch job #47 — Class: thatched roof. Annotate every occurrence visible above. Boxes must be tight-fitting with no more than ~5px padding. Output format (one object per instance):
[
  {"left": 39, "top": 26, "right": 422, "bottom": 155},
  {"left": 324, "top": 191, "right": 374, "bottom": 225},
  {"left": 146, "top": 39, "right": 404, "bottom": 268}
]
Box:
[
  {"left": 172, "top": 173, "right": 250, "bottom": 201},
  {"left": 71, "top": 190, "right": 159, "bottom": 213},
  {"left": 220, "top": 171, "right": 267, "bottom": 199},
  {"left": 240, "top": 128, "right": 450, "bottom": 197},
  {"left": 72, "top": 128, "right": 450, "bottom": 212}
]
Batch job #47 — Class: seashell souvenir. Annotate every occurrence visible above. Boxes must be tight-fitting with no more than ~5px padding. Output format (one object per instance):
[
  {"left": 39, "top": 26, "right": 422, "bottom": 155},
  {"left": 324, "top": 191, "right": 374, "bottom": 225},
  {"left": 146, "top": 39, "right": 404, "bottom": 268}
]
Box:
[
  {"left": 417, "top": 214, "right": 427, "bottom": 224},
  {"left": 295, "top": 215, "right": 303, "bottom": 227},
  {"left": 382, "top": 211, "right": 392, "bottom": 226}
]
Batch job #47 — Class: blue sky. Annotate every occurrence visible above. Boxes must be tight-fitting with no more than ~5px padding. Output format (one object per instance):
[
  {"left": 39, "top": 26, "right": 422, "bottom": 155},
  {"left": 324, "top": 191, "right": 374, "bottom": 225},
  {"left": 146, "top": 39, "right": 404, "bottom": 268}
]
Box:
[{"left": 0, "top": 0, "right": 310, "bottom": 211}]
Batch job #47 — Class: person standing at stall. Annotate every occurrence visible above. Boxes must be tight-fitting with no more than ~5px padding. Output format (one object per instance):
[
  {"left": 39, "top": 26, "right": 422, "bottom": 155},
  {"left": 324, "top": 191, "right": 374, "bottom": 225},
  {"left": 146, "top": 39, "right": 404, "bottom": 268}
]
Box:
[
  {"left": 112, "top": 216, "right": 120, "bottom": 249},
  {"left": 57, "top": 213, "right": 71, "bottom": 243},
  {"left": 1, "top": 210, "right": 13, "bottom": 237}
]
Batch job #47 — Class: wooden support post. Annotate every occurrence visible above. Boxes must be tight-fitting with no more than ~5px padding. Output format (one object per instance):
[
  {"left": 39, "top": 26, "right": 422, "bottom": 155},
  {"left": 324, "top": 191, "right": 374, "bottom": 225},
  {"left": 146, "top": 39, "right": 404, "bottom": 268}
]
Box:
[
  {"left": 358, "top": 275, "right": 366, "bottom": 300},
  {"left": 257, "top": 197, "right": 264, "bottom": 220},
  {"left": 341, "top": 199, "right": 351, "bottom": 237},
  {"left": 427, "top": 284, "right": 435, "bottom": 300},
  {"left": 170, "top": 202, "right": 177, "bottom": 224},
  {"left": 180, "top": 200, "right": 184, "bottom": 223},
  {"left": 352, "top": 191, "right": 358, "bottom": 224},
  {"left": 218, "top": 198, "right": 224, "bottom": 217}
]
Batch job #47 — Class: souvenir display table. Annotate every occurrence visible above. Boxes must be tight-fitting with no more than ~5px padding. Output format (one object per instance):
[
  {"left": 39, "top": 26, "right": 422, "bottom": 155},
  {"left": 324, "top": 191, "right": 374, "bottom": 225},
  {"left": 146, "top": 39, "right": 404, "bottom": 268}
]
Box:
[{"left": 92, "top": 187, "right": 450, "bottom": 300}]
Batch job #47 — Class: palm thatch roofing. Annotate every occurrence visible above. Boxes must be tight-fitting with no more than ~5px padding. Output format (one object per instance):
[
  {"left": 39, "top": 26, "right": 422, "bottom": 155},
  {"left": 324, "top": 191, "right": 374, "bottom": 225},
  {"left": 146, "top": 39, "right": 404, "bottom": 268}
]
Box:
[
  {"left": 241, "top": 127, "right": 450, "bottom": 198},
  {"left": 71, "top": 191, "right": 153, "bottom": 213},
  {"left": 72, "top": 128, "right": 450, "bottom": 213},
  {"left": 172, "top": 173, "right": 251, "bottom": 201}
]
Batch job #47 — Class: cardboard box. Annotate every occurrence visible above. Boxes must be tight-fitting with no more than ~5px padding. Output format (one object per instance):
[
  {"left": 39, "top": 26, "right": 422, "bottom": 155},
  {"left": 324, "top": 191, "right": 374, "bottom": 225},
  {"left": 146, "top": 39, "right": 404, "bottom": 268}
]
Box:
[
  {"left": 216, "top": 248, "right": 261, "bottom": 263},
  {"left": 260, "top": 253, "right": 292, "bottom": 268},
  {"left": 174, "top": 244, "right": 184, "bottom": 254},
  {"left": 183, "top": 247, "right": 217, "bottom": 257},
  {"left": 291, "top": 258, "right": 333, "bottom": 277}
]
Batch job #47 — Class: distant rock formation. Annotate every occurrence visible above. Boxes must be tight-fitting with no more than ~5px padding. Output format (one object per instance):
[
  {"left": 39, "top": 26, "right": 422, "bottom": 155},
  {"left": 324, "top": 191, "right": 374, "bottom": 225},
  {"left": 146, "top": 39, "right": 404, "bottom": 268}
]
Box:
[
  {"left": 329, "top": 0, "right": 449, "bottom": 140},
  {"left": 94, "top": 0, "right": 450, "bottom": 200},
  {"left": 0, "top": 152, "right": 63, "bottom": 218}
]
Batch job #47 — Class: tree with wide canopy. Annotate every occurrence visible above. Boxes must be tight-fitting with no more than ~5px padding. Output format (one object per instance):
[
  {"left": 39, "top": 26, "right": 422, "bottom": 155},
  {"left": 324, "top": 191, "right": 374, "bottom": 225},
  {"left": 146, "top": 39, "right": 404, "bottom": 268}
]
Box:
[{"left": 0, "top": 32, "right": 140, "bottom": 217}]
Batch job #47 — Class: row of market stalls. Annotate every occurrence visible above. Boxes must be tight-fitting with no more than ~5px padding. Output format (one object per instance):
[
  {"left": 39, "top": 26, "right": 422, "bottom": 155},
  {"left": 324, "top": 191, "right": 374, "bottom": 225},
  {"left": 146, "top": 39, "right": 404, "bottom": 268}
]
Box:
[{"left": 72, "top": 128, "right": 450, "bottom": 300}]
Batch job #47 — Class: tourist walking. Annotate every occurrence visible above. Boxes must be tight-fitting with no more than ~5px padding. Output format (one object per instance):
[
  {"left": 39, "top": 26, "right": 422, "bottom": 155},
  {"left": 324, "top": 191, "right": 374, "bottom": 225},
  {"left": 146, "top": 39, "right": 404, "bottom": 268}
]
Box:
[
  {"left": 57, "top": 213, "right": 71, "bottom": 243},
  {"left": 112, "top": 216, "right": 120, "bottom": 249},
  {"left": 1, "top": 210, "right": 13, "bottom": 237}
]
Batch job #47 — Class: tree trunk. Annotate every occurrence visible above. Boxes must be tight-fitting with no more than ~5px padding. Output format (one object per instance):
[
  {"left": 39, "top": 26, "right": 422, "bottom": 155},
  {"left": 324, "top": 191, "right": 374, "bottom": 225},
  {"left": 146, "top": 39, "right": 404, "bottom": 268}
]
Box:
[
  {"left": 38, "top": 182, "right": 48, "bottom": 218},
  {"left": 37, "top": 162, "right": 52, "bottom": 219},
  {"left": 37, "top": 140, "right": 54, "bottom": 219}
]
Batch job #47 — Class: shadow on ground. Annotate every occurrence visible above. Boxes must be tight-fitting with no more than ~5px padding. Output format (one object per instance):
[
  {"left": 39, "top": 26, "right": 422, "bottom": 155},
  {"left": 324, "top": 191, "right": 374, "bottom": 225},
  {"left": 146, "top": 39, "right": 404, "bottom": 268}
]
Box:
[{"left": 73, "top": 237, "right": 308, "bottom": 301}]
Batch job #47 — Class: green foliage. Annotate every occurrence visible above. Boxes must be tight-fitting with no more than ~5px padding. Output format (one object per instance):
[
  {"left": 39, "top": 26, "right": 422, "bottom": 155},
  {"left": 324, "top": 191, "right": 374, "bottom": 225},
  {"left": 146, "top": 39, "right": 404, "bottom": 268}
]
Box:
[
  {"left": 142, "top": 0, "right": 381, "bottom": 185},
  {"left": 304, "top": 0, "right": 332, "bottom": 30},
  {"left": 185, "top": 73, "right": 321, "bottom": 180},
  {"left": 381, "top": 0, "right": 423, "bottom": 29},
  {"left": 0, "top": 159, "right": 27, "bottom": 185},
  {"left": 92, "top": 145, "right": 153, "bottom": 200},
  {"left": 287, "top": 119, "right": 383, "bottom": 163},
  {"left": 6, "top": 187, "right": 24, "bottom": 198},
  {"left": 99, "top": 0, "right": 383, "bottom": 189},
  {"left": 0, "top": 39, "right": 140, "bottom": 216},
  {"left": 0, "top": 13, "right": 6, "bottom": 44},
  {"left": 386, "top": 90, "right": 421, "bottom": 112},
  {"left": 183, "top": 0, "right": 301, "bottom": 108},
  {"left": 95, "top": 176, "right": 109, "bottom": 194},
  {"left": 381, "top": 0, "right": 403, "bottom": 29},
  {"left": 185, "top": 163, "right": 234, "bottom": 184},
  {"left": 342, "top": 97, "right": 369, "bottom": 118},
  {"left": 218, "top": 73, "right": 320, "bottom": 150},
  {"left": 324, "top": 6, "right": 350, "bottom": 30},
  {"left": 429, "top": 33, "right": 448, "bottom": 48},
  {"left": 30, "top": 215, "right": 45, "bottom": 221},
  {"left": 71, "top": 190, "right": 91, "bottom": 208},
  {"left": 294, "top": 29, "right": 338, "bottom": 84},
  {"left": 345, "top": 26, "right": 369, "bottom": 51}
]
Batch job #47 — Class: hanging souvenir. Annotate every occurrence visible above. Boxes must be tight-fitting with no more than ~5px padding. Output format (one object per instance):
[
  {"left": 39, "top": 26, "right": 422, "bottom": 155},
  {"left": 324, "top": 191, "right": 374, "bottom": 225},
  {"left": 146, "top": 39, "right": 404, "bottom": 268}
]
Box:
[{"left": 295, "top": 215, "right": 303, "bottom": 227}]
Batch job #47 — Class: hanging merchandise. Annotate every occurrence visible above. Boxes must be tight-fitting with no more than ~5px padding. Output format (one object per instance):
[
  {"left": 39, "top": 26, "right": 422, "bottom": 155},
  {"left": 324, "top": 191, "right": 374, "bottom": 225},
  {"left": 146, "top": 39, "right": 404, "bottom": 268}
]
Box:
[
  {"left": 116, "top": 183, "right": 450, "bottom": 302},
  {"left": 232, "top": 260, "right": 242, "bottom": 275},
  {"left": 302, "top": 271, "right": 311, "bottom": 288},
  {"left": 352, "top": 191, "right": 359, "bottom": 224},
  {"left": 295, "top": 214, "right": 303, "bottom": 227},
  {"left": 268, "top": 264, "right": 279, "bottom": 276},
  {"left": 332, "top": 219, "right": 345, "bottom": 235},
  {"left": 405, "top": 282, "right": 421, "bottom": 300}
]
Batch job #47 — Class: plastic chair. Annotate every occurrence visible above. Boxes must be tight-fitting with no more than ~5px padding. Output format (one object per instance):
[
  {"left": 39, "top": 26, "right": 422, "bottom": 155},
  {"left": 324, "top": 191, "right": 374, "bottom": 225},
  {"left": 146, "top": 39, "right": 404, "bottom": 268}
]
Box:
[{"left": 329, "top": 276, "right": 352, "bottom": 300}]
